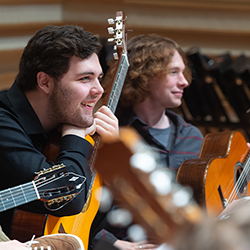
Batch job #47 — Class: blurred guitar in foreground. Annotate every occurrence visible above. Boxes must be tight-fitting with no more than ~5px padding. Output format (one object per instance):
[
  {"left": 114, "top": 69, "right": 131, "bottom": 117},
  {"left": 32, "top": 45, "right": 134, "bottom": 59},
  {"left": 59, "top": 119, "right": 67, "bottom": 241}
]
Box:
[{"left": 94, "top": 127, "right": 202, "bottom": 245}]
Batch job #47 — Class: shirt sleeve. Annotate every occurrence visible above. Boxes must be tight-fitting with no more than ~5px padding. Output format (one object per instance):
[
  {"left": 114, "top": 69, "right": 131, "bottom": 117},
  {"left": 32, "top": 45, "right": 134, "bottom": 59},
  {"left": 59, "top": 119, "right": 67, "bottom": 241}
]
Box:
[
  {"left": 92, "top": 229, "right": 118, "bottom": 247},
  {"left": 0, "top": 108, "right": 93, "bottom": 216}
]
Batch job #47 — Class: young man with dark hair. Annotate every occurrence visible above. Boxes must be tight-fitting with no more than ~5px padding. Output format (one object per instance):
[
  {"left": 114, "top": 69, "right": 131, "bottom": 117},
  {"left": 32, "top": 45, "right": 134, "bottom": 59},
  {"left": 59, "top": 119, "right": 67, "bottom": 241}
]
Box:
[{"left": 0, "top": 25, "right": 119, "bottom": 246}]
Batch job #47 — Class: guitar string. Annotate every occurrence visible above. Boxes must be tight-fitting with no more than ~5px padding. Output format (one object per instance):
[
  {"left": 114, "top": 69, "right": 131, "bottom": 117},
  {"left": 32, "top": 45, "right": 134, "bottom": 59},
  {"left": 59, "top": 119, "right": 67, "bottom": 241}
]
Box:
[
  {"left": 219, "top": 169, "right": 245, "bottom": 206},
  {"left": 228, "top": 150, "right": 250, "bottom": 204},
  {"left": 219, "top": 148, "right": 250, "bottom": 208},
  {"left": 0, "top": 178, "right": 56, "bottom": 205},
  {"left": 227, "top": 153, "right": 249, "bottom": 203},
  {"left": 0, "top": 183, "right": 35, "bottom": 210}
]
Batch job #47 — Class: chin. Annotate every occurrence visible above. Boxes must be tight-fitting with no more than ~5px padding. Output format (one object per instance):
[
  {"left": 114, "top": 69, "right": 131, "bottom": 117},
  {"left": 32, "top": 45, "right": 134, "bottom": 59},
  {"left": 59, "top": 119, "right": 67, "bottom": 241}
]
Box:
[
  {"left": 175, "top": 100, "right": 182, "bottom": 107},
  {"left": 169, "top": 102, "right": 181, "bottom": 108}
]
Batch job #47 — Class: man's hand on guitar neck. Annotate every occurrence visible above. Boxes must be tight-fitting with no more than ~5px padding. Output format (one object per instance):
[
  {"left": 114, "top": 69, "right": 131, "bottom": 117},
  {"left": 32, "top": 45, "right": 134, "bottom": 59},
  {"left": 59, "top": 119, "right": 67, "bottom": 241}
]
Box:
[
  {"left": 113, "top": 240, "right": 158, "bottom": 250},
  {"left": 94, "top": 106, "right": 119, "bottom": 143}
]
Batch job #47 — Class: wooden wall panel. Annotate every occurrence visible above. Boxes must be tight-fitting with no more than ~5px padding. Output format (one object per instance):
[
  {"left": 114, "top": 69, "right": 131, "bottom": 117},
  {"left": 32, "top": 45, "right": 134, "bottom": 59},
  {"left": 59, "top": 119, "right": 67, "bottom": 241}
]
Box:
[{"left": 0, "top": 0, "right": 250, "bottom": 90}]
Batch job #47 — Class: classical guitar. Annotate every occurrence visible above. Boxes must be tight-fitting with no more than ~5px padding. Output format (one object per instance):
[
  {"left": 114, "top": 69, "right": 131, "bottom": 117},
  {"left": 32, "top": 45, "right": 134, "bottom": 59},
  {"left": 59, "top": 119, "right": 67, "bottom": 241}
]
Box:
[
  {"left": 177, "top": 130, "right": 250, "bottom": 217},
  {"left": 10, "top": 164, "right": 86, "bottom": 242},
  {"left": 44, "top": 11, "right": 129, "bottom": 250},
  {"left": 0, "top": 164, "right": 85, "bottom": 213},
  {"left": 93, "top": 127, "right": 202, "bottom": 246}
]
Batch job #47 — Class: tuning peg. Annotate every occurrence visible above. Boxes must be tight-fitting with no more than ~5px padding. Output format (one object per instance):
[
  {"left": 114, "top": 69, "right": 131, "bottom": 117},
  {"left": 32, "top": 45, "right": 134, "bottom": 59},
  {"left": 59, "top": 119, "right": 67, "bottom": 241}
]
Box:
[
  {"left": 172, "top": 185, "right": 193, "bottom": 208},
  {"left": 107, "top": 18, "right": 115, "bottom": 25},
  {"left": 48, "top": 200, "right": 55, "bottom": 205},
  {"left": 107, "top": 208, "right": 132, "bottom": 227},
  {"left": 108, "top": 38, "right": 115, "bottom": 43},
  {"left": 127, "top": 224, "right": 147, "bottom": 242},
  {"left": 130, "top": 151, "right": 157, "bottom": 173},
  {"left": 150, "top": 169, "right": 172, "bottom": 195},
  {"left": 107, "top": 27, "right": 115, "bottom": 34}
]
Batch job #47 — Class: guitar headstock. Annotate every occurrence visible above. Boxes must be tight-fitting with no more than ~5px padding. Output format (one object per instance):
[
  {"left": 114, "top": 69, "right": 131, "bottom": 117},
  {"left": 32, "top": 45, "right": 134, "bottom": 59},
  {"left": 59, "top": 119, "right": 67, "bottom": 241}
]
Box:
[
  {"left": 34, "top": 164, "right": 86, "bottom": 211},
  {"left": 100, "top": 11, "right": 129, "bottom": 113},
  {"left": 107, "top": 11, "right": 127, "bottom": 60},
  {"left": 94, "top": 128, "right": 202, "bottom": 245}
]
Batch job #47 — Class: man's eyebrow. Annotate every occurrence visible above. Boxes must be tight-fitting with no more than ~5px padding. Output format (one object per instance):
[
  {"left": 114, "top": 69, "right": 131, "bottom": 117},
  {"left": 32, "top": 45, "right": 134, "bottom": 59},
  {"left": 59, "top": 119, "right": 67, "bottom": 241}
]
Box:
[
  {"left": 76, "top": 71, "right": 94, "bottom": 76},
  {"left": 76, "top": 71, "right": 104, "bottom": 77}
]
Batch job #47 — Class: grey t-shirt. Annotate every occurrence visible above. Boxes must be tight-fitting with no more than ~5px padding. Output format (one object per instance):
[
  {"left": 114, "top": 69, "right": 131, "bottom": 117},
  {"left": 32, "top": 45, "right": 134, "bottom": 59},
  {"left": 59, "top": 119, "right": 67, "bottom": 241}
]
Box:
[{"left": 148, "top": 123, "right": 172, "bottom": 149}]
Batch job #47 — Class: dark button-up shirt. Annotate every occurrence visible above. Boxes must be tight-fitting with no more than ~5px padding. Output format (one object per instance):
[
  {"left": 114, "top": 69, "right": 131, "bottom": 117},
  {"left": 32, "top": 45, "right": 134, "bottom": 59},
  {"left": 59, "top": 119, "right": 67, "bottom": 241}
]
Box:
[
  {"left": 0, "top": 81, "right": 93, "bottom": 236},
  {"left": 117, "top": 107, "right": 204, "bottom": 175}
]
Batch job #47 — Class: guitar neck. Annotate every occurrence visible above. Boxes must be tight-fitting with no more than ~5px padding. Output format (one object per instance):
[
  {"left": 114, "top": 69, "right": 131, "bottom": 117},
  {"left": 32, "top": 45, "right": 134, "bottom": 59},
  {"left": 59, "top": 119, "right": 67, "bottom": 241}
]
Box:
[
  {"left": 106, "top": 52, "right": 129, "bottom": 113},
  {"left": 0, "top": 181, "right": 38, "bottom": 212}
]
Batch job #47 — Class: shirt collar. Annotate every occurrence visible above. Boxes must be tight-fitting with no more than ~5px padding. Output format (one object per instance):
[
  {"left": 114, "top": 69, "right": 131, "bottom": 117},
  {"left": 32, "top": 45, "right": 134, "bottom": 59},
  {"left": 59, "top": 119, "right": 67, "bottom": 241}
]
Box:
[{"left": 118, "top": 106, "right": 146, "bottom": 126}]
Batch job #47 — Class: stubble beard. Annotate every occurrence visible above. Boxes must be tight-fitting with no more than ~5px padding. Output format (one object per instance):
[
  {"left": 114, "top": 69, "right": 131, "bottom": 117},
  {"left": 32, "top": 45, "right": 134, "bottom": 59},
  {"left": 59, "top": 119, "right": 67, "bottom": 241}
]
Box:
[{"left": 48, "top": 83, "right": 94, "bottom": 129}]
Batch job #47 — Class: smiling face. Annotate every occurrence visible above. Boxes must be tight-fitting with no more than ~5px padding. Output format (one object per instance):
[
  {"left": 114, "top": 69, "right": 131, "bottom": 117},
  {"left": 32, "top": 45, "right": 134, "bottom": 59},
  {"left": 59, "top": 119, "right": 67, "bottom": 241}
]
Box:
[
  {"left": 147, "top": 50, "right": 189, "bottom": 109},
  {"left": 48, "top": 53, "right": 104, "bottom": 128}
]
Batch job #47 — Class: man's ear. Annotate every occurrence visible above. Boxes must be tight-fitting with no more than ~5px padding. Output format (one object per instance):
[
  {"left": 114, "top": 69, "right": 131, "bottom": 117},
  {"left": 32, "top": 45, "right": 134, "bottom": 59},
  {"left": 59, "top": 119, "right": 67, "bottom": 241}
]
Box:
[{"left": 37, "top": 71, "right": 53, "bottom": 94}]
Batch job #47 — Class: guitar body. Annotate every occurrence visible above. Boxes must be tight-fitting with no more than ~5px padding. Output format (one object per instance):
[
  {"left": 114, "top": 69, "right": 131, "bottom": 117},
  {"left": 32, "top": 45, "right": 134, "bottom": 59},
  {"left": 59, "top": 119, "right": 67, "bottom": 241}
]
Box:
[
  {"left": 11, "top": 210, "right": 46, "bottom": 242},
  {"left": 10, "top": 133, "right": 102, "bottom": 249},
  {"left": 43, "top": 134, "right": 102, "bottom": 250},
  {"left": 177, "top": 130, "right": 250, "bottom": 217},
  {"left": 44, "top": 172, "right": 102, "bottom": 250}
]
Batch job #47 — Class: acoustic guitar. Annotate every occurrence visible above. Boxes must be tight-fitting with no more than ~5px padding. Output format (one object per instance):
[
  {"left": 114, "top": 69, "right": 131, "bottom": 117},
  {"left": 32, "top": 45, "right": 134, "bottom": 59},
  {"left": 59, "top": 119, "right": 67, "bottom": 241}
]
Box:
[
  {"left": 10, "top": 164, "right": 86, "bottom": 242},
  {"left": 43, "top": 10, "right": 129, "bottom": 250},
  {"left": 177, "top": 130, "right": 250, "bottom": 217},
  {"left": 93, "top": 127, "right": 202, "bottom": 246}
]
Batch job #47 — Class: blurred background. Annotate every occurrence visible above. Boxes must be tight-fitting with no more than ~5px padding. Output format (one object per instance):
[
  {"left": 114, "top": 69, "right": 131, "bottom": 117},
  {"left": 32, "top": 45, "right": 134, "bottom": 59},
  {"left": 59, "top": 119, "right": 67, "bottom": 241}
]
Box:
[{"left": 1, "top": 0, "right": 250, "bottom": 140}]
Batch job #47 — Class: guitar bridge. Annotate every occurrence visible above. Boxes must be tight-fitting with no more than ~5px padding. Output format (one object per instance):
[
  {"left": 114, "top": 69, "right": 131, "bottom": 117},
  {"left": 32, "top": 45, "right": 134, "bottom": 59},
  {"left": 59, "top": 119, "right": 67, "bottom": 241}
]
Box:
[{"left": 218, "top": 185, "right": 228, "bottom": 209}]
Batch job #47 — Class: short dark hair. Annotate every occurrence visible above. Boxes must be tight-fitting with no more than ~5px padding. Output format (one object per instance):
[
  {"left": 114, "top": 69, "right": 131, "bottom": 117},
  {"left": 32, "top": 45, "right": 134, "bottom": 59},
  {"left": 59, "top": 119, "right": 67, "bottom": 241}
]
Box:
[{"left": 16, "top": 25, "right": 102, "bottom": 92}]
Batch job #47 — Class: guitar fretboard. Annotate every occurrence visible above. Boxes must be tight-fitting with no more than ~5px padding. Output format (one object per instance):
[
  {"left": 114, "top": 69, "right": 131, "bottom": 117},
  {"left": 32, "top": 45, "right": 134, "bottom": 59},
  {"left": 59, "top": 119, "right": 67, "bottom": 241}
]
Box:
[
  {"left": 89, "top": 52, "right": 129, "bottom": 174},
  {"left": 107, "top": 52, "right": 129, "bottom": 113},
  {"left": 0, "top": 182, "right": 38, "bottom": 212}
]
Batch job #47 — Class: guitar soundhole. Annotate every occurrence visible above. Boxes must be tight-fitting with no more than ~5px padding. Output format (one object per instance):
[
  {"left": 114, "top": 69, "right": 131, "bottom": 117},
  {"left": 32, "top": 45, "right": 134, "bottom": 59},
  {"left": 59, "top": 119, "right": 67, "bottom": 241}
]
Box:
[{"left": 234, "top": 161, "right": 247, "bottom": 197}]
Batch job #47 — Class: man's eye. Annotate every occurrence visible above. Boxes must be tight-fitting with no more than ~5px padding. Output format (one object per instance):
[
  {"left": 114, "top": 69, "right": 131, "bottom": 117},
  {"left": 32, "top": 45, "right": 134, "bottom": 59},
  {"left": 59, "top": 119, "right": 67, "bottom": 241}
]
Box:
[{"left": 80, "top": 76, "right": 89, "bottom": 81}]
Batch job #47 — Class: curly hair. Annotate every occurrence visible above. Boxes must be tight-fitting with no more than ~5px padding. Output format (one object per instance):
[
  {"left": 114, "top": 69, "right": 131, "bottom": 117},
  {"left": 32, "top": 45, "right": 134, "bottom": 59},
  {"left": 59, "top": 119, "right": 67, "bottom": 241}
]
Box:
[
  {"left": 16, "top": 25, "right": 102, "bottom": 92},
  {"left": 102, "top": 34, "right": 191, "bottom": 107}
]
